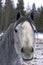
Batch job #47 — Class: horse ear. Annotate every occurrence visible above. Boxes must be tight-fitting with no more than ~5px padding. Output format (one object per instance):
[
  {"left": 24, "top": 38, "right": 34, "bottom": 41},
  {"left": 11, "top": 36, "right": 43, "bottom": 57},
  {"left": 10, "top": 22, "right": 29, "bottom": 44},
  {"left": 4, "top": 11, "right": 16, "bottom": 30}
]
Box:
[
  {"left": 30, "top": 12, "right": 34, "bottom": 20},
  {"left": 16, "top": 11, "right": 21, "bottom": 20}
]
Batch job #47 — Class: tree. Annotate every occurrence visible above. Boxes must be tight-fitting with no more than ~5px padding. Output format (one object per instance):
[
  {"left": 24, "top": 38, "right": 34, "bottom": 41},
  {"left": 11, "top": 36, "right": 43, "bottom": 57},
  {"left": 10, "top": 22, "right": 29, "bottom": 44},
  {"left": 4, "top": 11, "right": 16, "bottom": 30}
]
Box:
[
  {"left": 1, "top": 8, "right": 5, "bottom": 31},
  {"left": 33, "top": 6, "right": 43, "bottom": 32},
  {"left": 0, "top": 0, "right": 2, "bottom": 30},
  {"left": 31, "top": 3, "right": 36, "bottom": 20},
  {"left": 38, "top": 6, "right": 43, "bottom": 32},
  {"left": 32, "top": 3, "right": 36, "bottom": 12},
  {"left": 17, "top": 0, "right": 25, "bottom": 16},
  {"left": 3, "top": 0, "right": 16, "bottom": 30}
]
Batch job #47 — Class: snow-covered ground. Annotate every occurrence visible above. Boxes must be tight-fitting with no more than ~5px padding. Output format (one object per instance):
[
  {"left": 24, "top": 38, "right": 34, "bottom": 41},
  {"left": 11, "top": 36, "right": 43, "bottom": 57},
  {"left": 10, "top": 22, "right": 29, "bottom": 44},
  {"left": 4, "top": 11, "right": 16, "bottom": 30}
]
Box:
[{"left": 35, "top": 33, "right": 43, "bottom": 39}]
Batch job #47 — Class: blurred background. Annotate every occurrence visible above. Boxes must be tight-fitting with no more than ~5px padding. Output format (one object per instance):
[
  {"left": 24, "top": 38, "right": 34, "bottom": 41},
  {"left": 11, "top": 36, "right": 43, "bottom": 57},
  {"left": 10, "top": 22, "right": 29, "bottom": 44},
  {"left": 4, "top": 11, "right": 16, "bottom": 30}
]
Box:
[{"left": 0, "top": 0, "right": 43, "bottom": 32}]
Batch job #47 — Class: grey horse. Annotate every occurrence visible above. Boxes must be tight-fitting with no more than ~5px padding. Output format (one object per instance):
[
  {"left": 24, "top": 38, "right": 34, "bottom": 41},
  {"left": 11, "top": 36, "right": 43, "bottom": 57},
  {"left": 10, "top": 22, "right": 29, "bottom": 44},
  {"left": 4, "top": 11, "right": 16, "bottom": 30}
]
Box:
[{"left": 0, "top": 13, "right": 36, "bottom": 65}]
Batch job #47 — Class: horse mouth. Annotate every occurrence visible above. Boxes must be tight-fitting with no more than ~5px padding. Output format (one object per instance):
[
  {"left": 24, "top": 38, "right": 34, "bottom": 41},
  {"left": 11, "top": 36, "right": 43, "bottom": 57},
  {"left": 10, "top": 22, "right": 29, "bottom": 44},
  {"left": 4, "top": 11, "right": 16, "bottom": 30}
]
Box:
[
  {"left": 21, "top": 53, "right": 33, "bottom": 61},
  {"left": 22, "top": 57, "right": 33, "bottom": 61}
]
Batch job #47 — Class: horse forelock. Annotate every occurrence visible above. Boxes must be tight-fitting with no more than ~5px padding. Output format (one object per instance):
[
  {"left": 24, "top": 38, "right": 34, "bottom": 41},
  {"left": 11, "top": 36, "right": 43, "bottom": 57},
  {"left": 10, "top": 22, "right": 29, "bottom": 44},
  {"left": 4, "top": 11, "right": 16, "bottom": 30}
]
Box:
[{"left": 14, "top": 16, "right": 35, "bottom": 32}]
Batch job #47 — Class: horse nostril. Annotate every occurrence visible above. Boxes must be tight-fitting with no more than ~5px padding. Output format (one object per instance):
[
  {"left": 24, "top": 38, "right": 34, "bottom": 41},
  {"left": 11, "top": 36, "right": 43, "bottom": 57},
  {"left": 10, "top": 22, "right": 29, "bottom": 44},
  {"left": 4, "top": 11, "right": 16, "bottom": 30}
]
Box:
[
  {"left": 21, "top": 47, "right": 24, "bottom": 53},
  {"left": 31, "top": 47, "right": 34, "bottom": 53}
]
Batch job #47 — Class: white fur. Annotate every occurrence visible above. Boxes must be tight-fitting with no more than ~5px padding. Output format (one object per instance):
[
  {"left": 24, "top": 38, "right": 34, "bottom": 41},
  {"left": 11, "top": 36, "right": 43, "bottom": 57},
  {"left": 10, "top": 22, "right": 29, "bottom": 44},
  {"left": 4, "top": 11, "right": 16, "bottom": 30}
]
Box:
[{"left": 14, "top": 21, "right": 35, "bottom": 62}]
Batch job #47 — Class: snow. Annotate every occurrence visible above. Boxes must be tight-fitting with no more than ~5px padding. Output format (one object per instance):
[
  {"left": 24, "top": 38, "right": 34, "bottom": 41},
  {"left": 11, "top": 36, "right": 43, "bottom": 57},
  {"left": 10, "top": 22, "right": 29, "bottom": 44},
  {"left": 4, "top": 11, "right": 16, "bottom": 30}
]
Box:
[
  {"left": 0, "top": 32, "right": 4, "bottom": 36},
  {"left": 35, "top": 33, "right": 43, "bottom": 39}
]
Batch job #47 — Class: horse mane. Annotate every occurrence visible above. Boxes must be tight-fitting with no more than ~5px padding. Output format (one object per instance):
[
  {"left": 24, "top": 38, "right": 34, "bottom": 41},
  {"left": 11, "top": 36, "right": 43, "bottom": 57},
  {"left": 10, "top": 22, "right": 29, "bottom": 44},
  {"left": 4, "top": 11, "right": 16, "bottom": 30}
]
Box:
[{"left": 0, "top": 23, "right": 21, "bottom": 65}]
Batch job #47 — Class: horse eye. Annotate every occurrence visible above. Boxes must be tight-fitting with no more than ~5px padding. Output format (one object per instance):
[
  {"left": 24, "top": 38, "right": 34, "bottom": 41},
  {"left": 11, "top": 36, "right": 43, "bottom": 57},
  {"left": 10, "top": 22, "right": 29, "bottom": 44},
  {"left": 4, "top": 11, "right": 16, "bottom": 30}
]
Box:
[{"left": 15, "top": 29, "right": 18, "bottom": 33}]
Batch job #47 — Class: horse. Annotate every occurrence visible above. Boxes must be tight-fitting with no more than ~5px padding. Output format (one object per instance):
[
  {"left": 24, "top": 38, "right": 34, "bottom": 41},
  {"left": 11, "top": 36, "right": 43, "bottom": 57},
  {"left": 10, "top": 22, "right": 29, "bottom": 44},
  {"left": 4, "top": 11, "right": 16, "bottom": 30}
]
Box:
[{"left": 0, "top": 13, "right": 36, "bottom": 65}]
